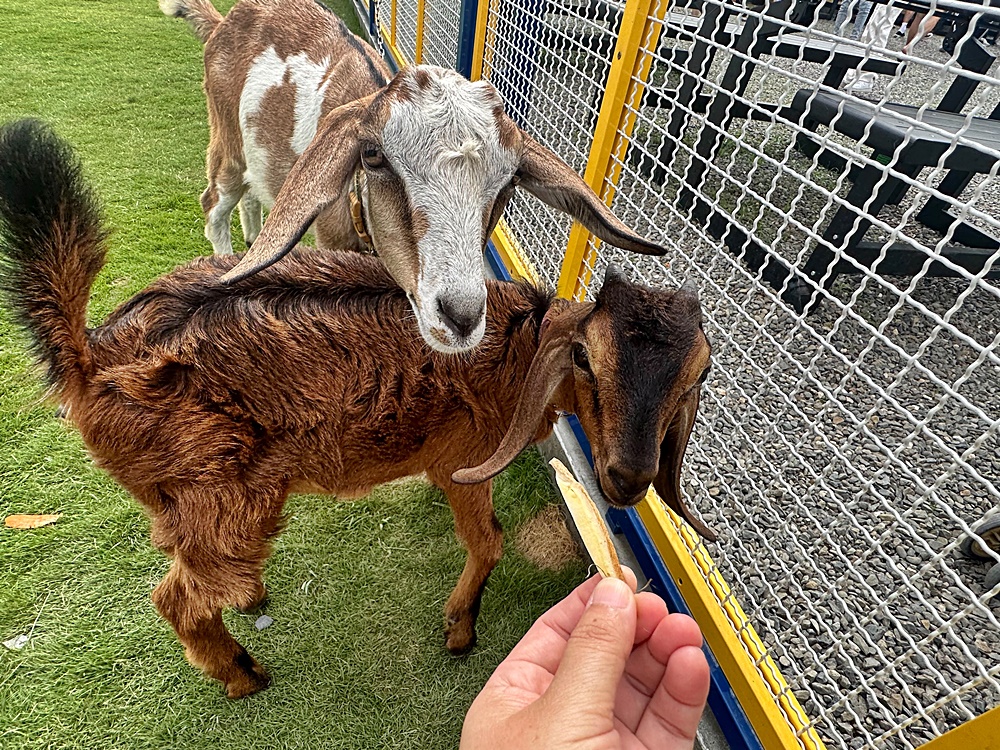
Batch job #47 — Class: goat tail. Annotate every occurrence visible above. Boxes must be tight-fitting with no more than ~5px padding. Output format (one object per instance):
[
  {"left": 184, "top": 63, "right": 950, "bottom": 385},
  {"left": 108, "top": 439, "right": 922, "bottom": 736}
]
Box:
[
  {"left": 159, "top": 0, "right": 223, "bottom": 43},
  {"left": 0, "top": 119, "right": 108, "bottom": 407}
]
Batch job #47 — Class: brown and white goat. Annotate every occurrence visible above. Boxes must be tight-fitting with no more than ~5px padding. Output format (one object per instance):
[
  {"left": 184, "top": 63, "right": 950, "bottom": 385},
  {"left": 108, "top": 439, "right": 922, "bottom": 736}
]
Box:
[
  {"left": 0, "top": 120, "right": 714, "bottom": 698},
  {"left": 161, "top": 0, "right": 672, "bottom": 353}
]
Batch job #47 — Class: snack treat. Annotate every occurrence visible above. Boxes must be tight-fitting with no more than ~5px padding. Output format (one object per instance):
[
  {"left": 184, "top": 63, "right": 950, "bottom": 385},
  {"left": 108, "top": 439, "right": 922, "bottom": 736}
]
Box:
[{"left": 550, "top": 458, "right": 624, "bottom": 580}]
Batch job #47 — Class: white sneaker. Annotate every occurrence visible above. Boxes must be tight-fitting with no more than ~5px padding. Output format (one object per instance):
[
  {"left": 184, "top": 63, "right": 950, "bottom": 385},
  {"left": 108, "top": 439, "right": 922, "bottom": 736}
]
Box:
[{"left": 846, "top": 78, "right": 873, "bottom": 94}]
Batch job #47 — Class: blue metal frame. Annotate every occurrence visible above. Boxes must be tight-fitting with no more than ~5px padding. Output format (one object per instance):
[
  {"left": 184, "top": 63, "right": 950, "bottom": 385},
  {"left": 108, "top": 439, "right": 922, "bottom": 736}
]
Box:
[
  {"left": 456, "top": 0, "right": 481, "bottom": 77},
  {"left": 349, "top": 0, "right": 398, "bottom": 73},
  {"left": 485, "top": 241, "right": 512, "bottom": 281}
]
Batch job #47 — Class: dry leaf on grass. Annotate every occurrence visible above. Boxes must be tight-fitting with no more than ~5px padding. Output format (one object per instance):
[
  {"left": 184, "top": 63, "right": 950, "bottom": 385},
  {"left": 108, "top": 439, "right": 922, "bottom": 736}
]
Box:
[
  {"left": 549, "top": 458, "right": 624, "bottom": 580},
  {"left": 4, "top": 514, "right": 61, "bottom": 530}
]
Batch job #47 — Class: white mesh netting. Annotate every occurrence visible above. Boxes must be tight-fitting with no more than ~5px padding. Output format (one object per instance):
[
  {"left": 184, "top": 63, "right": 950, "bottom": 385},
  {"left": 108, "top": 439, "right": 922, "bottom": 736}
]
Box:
[
  {"left": 480, "top": 0, "right": 1000, "bottom": 746},
  {"left": 383, "top": 0, "right": 1000, "bottom": 745}
]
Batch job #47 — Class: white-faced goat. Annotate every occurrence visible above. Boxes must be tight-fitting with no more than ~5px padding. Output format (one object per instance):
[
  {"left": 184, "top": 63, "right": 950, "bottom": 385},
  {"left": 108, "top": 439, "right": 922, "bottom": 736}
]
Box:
[
  {"left": 161, "top": 0, "right": 672, "bottom": 353},
  {"left": 0, "top": 120, "right": 714, "bottom": 698}
]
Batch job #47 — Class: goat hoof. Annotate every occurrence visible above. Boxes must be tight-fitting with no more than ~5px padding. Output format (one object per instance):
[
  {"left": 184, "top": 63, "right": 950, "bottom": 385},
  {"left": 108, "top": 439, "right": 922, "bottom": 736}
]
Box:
[
  {"left": 444, "top": 618, "right": 477, "bottom": 655},
  {"left": 225, "top": 670, "right": 270, "bottom": 699},
  {"left": 225, "top": 652, "right": 271, "bottom": 698}
]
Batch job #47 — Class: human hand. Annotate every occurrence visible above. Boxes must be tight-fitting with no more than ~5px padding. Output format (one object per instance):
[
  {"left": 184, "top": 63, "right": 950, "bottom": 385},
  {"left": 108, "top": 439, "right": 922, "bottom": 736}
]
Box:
[{"left": 461, "top": 570, "right": 710, "bottom": 750}]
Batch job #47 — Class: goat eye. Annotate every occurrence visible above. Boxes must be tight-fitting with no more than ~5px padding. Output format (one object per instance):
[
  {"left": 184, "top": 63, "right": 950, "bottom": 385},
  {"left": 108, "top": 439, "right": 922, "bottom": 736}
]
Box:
[
  {"left": 572, "top": 343, "right": 591, "bottom": 374},
  {"left": 361, "top": 144, "right": 385, "bottom": 169}
]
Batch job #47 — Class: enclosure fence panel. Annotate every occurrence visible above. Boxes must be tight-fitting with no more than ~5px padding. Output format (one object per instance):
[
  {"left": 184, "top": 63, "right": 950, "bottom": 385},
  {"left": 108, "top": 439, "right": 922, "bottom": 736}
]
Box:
[{"left": 362, "top": 0, "right": 1000, "bottom": 746}]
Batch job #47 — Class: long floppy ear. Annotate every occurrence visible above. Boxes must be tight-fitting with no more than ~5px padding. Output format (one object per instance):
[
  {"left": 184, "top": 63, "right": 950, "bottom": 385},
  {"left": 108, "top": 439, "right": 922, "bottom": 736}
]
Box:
[
  {"left": 652, "top": 389, "right": 718, "bottom": 542},
  {"left": 515, "top": 129, "right": 669, "bottom": 257},
  {"left": 452, "top": 300, "right": 593, "bottom": 484},
  {"left": 219, "top": 96, "right": 372, "bottom": 284}
]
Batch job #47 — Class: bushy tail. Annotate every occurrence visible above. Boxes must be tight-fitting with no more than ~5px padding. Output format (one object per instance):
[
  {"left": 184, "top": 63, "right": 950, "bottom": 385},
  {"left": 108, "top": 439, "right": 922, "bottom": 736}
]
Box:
[
  {"left": 0, "top": 119, "right": 108, "bottom": 406},
  {"left": 159, "top": 0, "right": 223, "bottom": 44}
]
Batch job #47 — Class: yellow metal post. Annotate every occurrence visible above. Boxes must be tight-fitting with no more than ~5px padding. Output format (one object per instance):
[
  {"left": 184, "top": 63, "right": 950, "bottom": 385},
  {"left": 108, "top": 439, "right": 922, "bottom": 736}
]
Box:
[
  {"left": 919, "top": 705, "right": 1000, "bottom": 750},
  {"left": 390, "top": 0, "right": 397, "bottom": 47},
  {"left": 415, "top": 0, "right": 425, "bottom": 64},
  {"left": 469, "top": 0, "right": 496, "bottom": 81},
  {"left": 556, "top": 0, "right": 668, "bottom": 299},
  {"left": 637, "top": 492, "right": 828, "bottom": 750},
  {"left": 378, "top": 20, "right": 409, "bottom": 68}
]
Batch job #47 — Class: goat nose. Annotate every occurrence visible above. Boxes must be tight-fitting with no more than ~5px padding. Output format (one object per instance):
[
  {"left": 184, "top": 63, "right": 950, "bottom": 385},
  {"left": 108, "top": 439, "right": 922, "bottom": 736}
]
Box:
[
  {"left": 437, "top": 295, "right": 483, "bottom": 340},
  {"left": 605, "top": 464, "right": 653, "bottom": 504}
]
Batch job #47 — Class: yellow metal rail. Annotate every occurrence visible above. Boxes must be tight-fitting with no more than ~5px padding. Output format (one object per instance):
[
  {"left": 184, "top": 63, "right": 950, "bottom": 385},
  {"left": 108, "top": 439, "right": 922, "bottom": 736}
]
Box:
[
  {"left": 378, "top": 20, "right": 408, "bottom": 69},
  {"left": 490, "top": 218, "right": 539, "bottom": 284},
  {"left": 556, "top": 0, "right": 668, "bottom": 299},
  {"left": 390, "top": 0, "right": 397, "bottom": 47},
  {"left": 638, "top": 492, "right": 828, "bottom": 750},
  {"left": 415, "top": 0, "right": 425, "bottom": 63},
  {"left": 919, "top": 704, "right": 1000, "bottom": 750},
  {"left": 469, "top": 0, "right": 495, "bottom": 81}
]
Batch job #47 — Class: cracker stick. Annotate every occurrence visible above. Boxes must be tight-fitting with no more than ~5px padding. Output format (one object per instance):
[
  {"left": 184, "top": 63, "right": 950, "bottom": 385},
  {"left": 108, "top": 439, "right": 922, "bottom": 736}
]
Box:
[{"left": 550, "top": 458, "right": 624, "bottom": 580}]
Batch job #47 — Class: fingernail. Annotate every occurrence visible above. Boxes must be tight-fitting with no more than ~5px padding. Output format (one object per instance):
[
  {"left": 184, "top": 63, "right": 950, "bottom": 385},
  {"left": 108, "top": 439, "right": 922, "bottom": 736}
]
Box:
[{"left": 589, "top": 577, "right": 631, "bottom": 609}]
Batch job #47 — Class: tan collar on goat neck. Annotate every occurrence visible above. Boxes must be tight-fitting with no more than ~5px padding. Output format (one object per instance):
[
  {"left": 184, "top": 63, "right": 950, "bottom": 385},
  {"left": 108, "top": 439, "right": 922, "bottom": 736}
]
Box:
[{"left": 349, "top": 170, "right": 374, "bottom": 249}]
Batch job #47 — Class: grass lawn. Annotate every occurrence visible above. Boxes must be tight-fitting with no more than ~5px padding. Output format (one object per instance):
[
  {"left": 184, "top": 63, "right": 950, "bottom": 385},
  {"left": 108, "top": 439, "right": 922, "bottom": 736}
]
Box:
[{"left": 0, "top": 2, "right": 585, "bottom": 747}]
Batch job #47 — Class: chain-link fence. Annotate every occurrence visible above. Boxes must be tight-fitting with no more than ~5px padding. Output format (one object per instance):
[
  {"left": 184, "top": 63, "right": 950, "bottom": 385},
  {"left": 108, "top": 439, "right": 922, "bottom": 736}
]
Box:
[
  {"left": 367, "top": 0, "right": 1000, "bottom": 745},
  {"left": 366, "top": 0, "right": 461, "bottom": 66}
]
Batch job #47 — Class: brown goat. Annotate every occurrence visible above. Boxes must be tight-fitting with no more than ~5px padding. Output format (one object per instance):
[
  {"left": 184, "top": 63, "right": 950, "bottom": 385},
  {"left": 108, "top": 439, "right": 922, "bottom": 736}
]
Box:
[{"left": 0, "top": 120, "right": 713, "bottom": 698}]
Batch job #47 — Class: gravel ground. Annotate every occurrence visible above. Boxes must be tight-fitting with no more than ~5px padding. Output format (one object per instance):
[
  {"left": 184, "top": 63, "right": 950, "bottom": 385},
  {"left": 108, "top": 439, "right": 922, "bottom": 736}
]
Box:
[{"left": 484, "top": 3, "right": 1000, "bottom": 747}]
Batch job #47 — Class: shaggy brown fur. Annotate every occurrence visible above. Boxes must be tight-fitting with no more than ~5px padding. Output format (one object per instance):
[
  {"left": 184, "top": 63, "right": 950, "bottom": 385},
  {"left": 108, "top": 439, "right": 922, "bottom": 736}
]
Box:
[{"left": 0, "top": 121, "right": 713, "bottom": 698}]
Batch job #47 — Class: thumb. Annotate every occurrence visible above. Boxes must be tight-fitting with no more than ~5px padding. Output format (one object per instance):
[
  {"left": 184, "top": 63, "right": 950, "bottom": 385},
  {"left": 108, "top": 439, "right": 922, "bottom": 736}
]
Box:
[{"left": 544, "top": 577, "right": 637, "bottom": 716}]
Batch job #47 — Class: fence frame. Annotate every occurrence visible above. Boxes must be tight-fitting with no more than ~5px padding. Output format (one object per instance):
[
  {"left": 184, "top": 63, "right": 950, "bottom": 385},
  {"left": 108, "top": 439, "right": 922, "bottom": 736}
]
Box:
[
  {"left": 347, "top": 0, "right": 1000, "bottom": 745},
  {"left": 555, "top": 0, "right": 668, "bottom": 300},
  {"left": 457, "top": 0, "right": 827, "bottom": 744}
]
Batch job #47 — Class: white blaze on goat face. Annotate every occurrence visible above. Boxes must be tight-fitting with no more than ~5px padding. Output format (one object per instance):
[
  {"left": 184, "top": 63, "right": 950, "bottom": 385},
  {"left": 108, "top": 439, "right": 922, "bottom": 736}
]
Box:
[
  {"left": 240, "top": 46, "right": 333, "bottom": 205},
  {"left": 375, "top": 68, "right": 520, "bottom": 353}
]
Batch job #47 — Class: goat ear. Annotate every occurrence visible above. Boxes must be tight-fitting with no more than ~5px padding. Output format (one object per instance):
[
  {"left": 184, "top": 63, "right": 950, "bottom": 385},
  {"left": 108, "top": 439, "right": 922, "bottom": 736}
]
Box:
[
  {"left": 652, "top": 389, "right": 718, "bottom": 542},
  {"left": 452, "top": 300, "right": 593, "bottom": 484},
  {"left": 219, "top": 97, "right": 370, "bottom": 284},
  {"left": 515, "top": 129, "right": 669, "bottom": 257}
]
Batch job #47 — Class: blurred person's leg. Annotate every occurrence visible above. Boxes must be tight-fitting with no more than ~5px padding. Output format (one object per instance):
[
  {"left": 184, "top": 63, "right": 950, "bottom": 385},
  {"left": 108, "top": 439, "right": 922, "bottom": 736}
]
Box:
[{"left": 844, "top": 2, "right": 895, "bottom": 93}]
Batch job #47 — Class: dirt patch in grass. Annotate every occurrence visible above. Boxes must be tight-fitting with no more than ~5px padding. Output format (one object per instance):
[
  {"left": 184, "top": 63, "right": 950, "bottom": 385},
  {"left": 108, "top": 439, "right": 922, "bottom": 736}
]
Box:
[{"left": 515, "top": 504, "right": 581, "bottom": 571}]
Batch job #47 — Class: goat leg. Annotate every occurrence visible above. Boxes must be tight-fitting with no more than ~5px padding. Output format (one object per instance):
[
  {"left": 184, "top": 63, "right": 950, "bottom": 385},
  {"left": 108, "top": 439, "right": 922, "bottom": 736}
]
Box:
[
  {"left": 144, "top": 482, "right": 286, "bottom": 697},
  {"left": 432, "top": 474, "right": 503, "bottom": 655},
  {"left": 234, "top": 580, "right": 269, "bottom": 614},
  {"left": 238, "top": 192, "right": 263, "bottom": 248},
  {"left": 153, "top": 562, "right": 271, "bottom": 698},
  {"left": 201, "top": 122, "right": 247, "bottom": 256}
]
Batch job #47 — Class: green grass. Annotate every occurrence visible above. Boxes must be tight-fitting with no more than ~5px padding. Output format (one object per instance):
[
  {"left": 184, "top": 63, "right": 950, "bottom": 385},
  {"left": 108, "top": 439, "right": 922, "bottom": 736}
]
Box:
[{"left": 0, "top": 2, "right": 585, "bottom": 747}]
